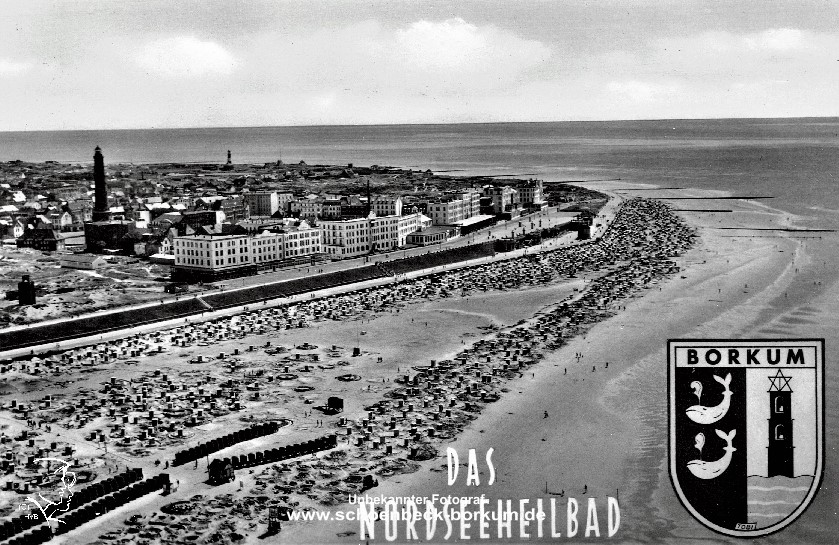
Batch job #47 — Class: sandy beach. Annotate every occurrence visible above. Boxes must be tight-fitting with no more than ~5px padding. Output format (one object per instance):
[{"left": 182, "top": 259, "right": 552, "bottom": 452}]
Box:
[
  {"left": 3, "top": 3, "right": 838, "bottom": 539},
  {"left": 4, "top": 182, "right": 836, "bottom": 545},
  {"left": 276, "top": 182, "right": 838, "bottom": 544}
]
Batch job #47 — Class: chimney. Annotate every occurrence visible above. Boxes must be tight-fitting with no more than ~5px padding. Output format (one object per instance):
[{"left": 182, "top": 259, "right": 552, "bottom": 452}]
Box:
[{"left": 366, "top": 178, "right": 371, "bottom": 217}]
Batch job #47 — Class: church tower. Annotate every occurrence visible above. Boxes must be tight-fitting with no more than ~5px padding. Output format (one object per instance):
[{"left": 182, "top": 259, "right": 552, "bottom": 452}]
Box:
[
  {"left": 92, "top": 146, "right": 110, "bottom": 222},
  {"left": 767, "top": 369, "right": 794, "bottom": 477}
]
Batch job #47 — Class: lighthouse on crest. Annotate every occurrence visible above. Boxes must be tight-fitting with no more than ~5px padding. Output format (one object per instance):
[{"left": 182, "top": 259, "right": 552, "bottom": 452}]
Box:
[{"left": 767, "top": 369, "right": 794, "bottom": 477}]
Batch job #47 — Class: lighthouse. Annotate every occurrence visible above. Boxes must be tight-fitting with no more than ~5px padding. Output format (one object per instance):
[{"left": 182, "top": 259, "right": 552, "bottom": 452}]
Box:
[
  {"left": 767, "top": 369, "right": 794, "bottom": 477},
  {"left": 92, "top": 146, "right": 110, "bottom": 222}
]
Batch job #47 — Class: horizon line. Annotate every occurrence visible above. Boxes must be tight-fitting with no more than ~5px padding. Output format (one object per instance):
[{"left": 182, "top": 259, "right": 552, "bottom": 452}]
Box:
[{"left": 2, "top": 115, "right": 838, "bottom": 134}]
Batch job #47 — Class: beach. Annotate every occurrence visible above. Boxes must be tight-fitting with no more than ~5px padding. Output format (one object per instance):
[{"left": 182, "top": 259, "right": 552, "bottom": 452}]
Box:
[
  {"left": 2, "top": 1, "right": 838, "bottom": 538},
  {"left": 3, "top": 181, "right": 835, "bottom": 545},
  {"left": 277, "top": 181, "right": 838, "bottom": 544}
]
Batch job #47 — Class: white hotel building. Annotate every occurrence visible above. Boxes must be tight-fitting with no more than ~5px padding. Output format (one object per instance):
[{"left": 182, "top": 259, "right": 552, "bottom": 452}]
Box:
[
  {"left": 252, "top": 226, "right": 321, "bottom": 263},
  {"left": 171, "top": 222, "right": 322, "bottom": 282},
  {"left": 425, "top": 192, "right": 481, "bottom": 225},
  {"left": 172, "top": 230, "right": 252, "bottom": 282},
  {"left": 320, "top": 212, "right": 430, "bottom": 258}
]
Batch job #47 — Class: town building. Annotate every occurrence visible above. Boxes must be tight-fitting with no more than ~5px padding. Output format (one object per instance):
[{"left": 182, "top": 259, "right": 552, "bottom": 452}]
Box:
[
  {"left": 84, "top": 220, "right": 135, "bottom": 254},
  {"left": 150, "top": 212, "right": 186, "bottom": 229},
  {"left": 320, "top": 212, "right": 430, "bottom": 258},
  {"left": 405, "top": 225, "right": 457, "bottom": 246},
  {"left": 194, "top": 195, "right": 247, "bottom": 223},
  {"left": 295, "top": 196, "right": 324, "bottom": 221},
  {"left": 171, "top": 225, "right": 253, "bottom": 283},
  {"left": 67, "top": 201, "right": 93, "bottom": 227},
  {"left": 132, "top": 207, "right": 152, "bottom": 225},
  {"left": 16, "top": 220, "right": 65, "bottom": 252},
  {"left": 276, "top": 193, "right": 295, "bottom": 215},
  {"left": 246, "top": 191, "right": 280, "bottom": 216},
  {"left": 371, "top": 196, "right": 403, "bottom": 218},
  {"left": 182, "top": 210, "right": 224, "bottom": 229},
  {"left": 12, "top": 218, "right": 26, "bottom": 239},
  {"left": 51, "top": 211, "right": 75, "bottom": 231},
  {"left": 60, "top": 254, "right": 108, "bottom": 270},
  {"left": 516, "top": 180, "right": 547, "bottom": 209},
  {"left": 321, "top": 199, "right": 343, "bottom": 220},
  {"left": 483, "top": 185, "right": 520, "bottom": 215},
  {"left": 339, "top": 195, "right": 367, "bottom": 219},
  {"left": 251, "top": 222, "right": 322, "bottom": 269},
  {"left": 424, "top": 192, "right": 480, "bottom": 225},
  {"left": 171, "top": 221, "right": 323, "bottom": 283}
]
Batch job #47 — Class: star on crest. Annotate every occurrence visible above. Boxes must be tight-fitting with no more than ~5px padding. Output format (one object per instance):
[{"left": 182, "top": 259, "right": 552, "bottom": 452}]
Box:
[{"left": 768, "top": 369, "right": 793, "bottom": 391}]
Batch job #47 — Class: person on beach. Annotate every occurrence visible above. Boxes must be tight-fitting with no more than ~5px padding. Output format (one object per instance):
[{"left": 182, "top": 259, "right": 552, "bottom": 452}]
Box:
[{"left": 544, "top": 411, "right": 549, "bottom": 418}]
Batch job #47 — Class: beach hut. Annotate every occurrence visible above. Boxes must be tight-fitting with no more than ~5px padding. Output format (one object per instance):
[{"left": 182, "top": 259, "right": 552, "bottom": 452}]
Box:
[
  {"left": 327, "top": 397, "right": 344, "bottom": 414},
  {"left": 208, "top": 459, "right": 234, "bottom": 485},
  {"left": 361, "top": 474, "right": 378, "bottom": 492}
]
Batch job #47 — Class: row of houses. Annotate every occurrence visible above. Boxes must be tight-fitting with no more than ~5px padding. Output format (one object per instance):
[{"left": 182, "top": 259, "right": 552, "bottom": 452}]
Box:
[
  {"left": 5, "top": 179, "right": 543, "bottom": 245},
  {"left": 169, "top": 210, "right": 435, "bottom": 282},
  {"left": 1, "top": 206, "right": 90, "bottom": 238},
  {"left": 14, "top": 181, "right": 538, "bottom": 262},
  {"left": 244, "top": 180, "right": 545, "bottom": 224}
]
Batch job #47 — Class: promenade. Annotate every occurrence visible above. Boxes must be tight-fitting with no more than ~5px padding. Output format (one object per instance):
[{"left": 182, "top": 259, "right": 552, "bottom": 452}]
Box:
[{"left": 0, "top": 208, "right": 581, "bottom": 355}]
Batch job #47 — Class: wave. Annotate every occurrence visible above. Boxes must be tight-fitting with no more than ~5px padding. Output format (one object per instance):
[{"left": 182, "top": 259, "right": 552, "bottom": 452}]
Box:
[
  {"left": 746, "top": 474, "right": 814, "bottom": 478},
  {"left": 747, "top": 500, "right": 798, "bottom": 506},
  {"left": 747, "top": 486, "right": 810, "bottom": 492},
  {"left": 747, "top": 513, "right": 790, "bottom": 518}
]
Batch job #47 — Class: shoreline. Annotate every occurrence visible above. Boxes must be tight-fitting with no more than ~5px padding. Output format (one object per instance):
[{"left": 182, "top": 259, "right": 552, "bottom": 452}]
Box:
[
  {"left": 35, "top": 190, "right": 661, "bottom": 544},
  {"left": 279, "top": 180, "right": 838, "bottom": 544},
  {"left": 5, "top": 179, "right": 837, "bottom": 544}
]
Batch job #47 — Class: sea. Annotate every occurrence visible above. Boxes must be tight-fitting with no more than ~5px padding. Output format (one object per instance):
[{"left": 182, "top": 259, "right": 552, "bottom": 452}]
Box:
[
  {"left": 1, "top": 118, "right": 838, "bottom": 542},
  {"left": 1, "top": 118, "right": 838, "bottom": 225}
]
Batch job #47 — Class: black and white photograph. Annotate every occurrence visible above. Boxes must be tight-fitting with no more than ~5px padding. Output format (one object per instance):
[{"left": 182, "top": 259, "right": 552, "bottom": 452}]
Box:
[{"left": 0, "top": 1, "right": 836, "bottom": 543}]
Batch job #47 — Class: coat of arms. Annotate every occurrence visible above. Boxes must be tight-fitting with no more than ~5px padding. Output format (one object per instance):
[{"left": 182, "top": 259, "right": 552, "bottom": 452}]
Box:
[{"left": 668, "top": 339, "right": 824, "bottom": 537}]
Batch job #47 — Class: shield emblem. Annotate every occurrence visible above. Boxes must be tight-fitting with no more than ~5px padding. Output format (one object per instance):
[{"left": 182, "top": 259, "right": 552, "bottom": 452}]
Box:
[{"left": 668, "top": 339, "right": 824, "bottom": 537}]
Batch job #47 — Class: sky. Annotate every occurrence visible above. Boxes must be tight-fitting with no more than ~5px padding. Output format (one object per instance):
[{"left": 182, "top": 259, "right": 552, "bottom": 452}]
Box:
[{"left": 1, "top": 0, "right": 838, "bottom": 131}]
